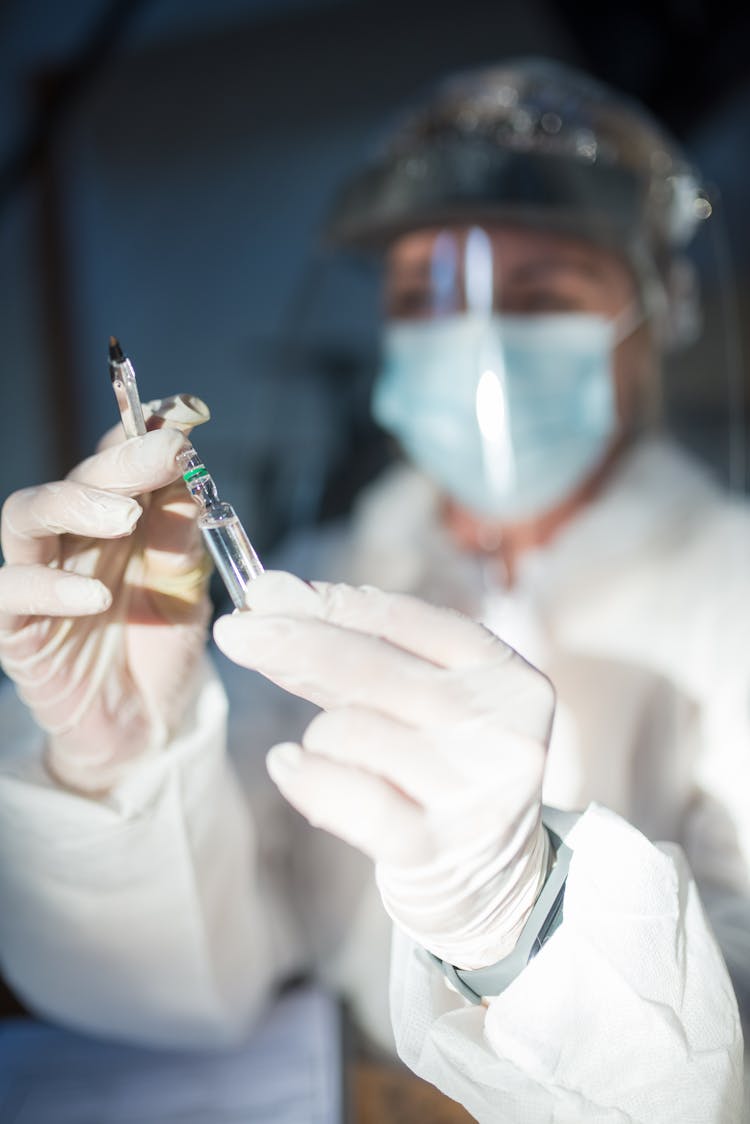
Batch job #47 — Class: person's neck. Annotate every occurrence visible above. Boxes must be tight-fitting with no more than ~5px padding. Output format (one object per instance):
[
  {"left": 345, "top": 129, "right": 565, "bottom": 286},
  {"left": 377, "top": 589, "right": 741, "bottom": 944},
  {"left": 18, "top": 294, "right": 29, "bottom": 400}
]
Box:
[{"left": 440, "top": 436, "right": 629, "bottom": 587}]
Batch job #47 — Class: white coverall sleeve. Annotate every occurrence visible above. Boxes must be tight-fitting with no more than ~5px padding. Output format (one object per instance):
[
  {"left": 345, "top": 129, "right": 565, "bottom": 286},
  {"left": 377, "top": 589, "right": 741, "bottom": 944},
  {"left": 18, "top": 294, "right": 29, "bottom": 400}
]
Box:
[
  {"left": 0, "top": 658, "right": 277, "bottom": 1049},
  {"left": 390, "top": 804, "right": 745, "bottom": 1124}
]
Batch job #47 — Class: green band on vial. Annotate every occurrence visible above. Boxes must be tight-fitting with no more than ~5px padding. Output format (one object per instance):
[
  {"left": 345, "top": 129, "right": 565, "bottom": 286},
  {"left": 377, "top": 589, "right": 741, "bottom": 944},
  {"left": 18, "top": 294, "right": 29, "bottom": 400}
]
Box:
[{"left": 183, "top": 466, "right": 208, "bottom": 482}]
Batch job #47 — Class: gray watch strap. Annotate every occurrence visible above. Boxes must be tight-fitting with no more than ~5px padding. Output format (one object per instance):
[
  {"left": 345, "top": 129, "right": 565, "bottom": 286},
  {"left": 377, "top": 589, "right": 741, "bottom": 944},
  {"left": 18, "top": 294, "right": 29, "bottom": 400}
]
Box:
[{"left": 425, "top": 806, "right": 581, "bottom": 1005}]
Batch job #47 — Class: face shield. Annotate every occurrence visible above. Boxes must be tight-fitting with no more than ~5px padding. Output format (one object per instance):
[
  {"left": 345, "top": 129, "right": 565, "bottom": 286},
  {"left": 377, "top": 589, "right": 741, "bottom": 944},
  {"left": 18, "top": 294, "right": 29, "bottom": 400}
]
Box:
[
  {"left": 320, "top": 57, "right": 746, "bottom": 521},
  {"left": 372, "top": 224, "right": 648, "bottom": 519}
]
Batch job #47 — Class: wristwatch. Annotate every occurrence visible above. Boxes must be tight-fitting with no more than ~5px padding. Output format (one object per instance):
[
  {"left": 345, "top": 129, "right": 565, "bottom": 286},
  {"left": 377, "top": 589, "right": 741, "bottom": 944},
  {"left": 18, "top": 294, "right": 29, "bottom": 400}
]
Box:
[{"left": 424, "top": 806, "right": 581, "bottom": 1004}]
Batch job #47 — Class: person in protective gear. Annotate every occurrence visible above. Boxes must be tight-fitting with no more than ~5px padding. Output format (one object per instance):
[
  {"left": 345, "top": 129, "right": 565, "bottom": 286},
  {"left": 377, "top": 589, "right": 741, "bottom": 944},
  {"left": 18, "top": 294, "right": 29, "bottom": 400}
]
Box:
[
  {"left": 324, "top": 56, "right": 711, "bottom": 557},
  {"left": 0, "top": 57, "right": 748, "bottom": 1123}
]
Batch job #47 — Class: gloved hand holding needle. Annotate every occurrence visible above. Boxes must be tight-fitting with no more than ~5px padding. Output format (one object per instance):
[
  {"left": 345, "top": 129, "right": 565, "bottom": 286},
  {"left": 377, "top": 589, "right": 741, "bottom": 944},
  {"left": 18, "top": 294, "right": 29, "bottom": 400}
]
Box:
[
  {"left": 214, "top": 570, "right": 553, "bottom": 970},
  {"left": 0, "top": 397, "right": 212, "bottom": 793}
]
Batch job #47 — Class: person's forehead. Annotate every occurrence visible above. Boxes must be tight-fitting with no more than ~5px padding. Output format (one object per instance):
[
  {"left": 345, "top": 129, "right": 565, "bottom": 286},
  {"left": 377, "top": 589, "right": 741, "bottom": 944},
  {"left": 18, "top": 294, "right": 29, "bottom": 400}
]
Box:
[{"left": 386, "top": 224, "right": 630, "bottom": 282}]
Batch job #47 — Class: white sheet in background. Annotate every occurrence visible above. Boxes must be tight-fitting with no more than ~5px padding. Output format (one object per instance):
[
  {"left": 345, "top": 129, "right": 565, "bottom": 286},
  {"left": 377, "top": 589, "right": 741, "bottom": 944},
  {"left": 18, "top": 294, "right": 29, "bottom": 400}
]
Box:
[{"left": 0, "top": 982, "right": 346, "bottom": 1124}]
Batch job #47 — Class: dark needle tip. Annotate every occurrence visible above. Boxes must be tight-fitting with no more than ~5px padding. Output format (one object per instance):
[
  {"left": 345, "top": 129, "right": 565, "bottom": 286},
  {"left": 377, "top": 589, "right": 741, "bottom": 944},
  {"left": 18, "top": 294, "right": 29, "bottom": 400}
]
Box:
[{"left": 108, "top": 336, "right": 125, "bottom": 363}]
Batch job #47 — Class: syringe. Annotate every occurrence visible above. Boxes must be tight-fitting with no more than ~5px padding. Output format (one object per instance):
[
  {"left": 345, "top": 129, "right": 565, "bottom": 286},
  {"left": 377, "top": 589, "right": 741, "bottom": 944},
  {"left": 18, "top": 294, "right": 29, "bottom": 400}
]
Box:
[
  {"left": 109, "top": 336, "right": 147, "bottom": 439},
  {"left": 109, "top": 337, "right": 264, "bottom": 610}
]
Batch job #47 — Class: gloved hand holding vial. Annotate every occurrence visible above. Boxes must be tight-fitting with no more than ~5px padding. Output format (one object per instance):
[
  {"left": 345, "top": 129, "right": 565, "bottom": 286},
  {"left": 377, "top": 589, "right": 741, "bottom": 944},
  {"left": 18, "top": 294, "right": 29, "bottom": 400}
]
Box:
[{"left": 0, "top": 355, "right": 218, "bottom": 792}]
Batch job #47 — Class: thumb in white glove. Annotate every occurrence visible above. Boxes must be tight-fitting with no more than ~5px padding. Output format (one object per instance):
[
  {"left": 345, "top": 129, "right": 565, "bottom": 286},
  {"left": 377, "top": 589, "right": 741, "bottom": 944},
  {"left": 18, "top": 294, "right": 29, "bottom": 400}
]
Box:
[{"left": 213, "top": 570, "right": 553, "bottom": 971}]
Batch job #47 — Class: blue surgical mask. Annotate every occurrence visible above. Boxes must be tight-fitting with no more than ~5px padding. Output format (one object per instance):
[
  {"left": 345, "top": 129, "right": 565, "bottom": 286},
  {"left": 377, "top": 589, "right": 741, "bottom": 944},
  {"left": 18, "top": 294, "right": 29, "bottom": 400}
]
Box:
[{"left": 372, "top": 311, "right": 627, "bottom": 520}]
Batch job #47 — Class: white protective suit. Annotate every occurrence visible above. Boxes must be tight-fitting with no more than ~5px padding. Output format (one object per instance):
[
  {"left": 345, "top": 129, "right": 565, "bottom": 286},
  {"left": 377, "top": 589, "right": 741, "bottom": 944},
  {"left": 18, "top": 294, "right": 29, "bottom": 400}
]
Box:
[{"left": 0, "top": 434, "right": 748, "bottom": 1123}]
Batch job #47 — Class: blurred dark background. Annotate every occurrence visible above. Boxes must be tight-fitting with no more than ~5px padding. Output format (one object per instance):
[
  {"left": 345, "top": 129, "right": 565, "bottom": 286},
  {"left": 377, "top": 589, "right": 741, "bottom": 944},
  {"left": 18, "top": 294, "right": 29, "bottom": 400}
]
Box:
[{"left": 1, "top": 0, "right": 749, "bottom": 600}]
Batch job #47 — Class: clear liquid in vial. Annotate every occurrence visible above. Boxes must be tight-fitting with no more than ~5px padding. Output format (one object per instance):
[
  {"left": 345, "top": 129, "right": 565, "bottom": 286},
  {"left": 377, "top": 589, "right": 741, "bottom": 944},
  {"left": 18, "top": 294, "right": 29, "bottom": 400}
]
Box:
[{"left": 199, "top": 502, "right": 264, "bottom": 610}]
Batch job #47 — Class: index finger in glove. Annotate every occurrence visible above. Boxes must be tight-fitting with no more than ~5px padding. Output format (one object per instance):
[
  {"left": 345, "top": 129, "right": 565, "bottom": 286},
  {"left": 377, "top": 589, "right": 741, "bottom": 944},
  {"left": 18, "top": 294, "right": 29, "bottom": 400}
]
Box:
[
  {"left": 0, "top": 563, "right": 111, "bottom": 621},
  {"left": 243, "top": 570, "right": 515, "bottom": 671},
  {"left": 213, "top": 607, "right": 546, "bottom": 731},
  {"left": 2, "top": 481, "right": 142, "bottom": 565},
  {"left": 214, "top": 610, "right": 454, "bottom": 724},
  {"left": 67, "top": 427, "right": 187, "bottom": 494},
  {"left": 215, "top": 570, "right": 555, "bottom": 733}
]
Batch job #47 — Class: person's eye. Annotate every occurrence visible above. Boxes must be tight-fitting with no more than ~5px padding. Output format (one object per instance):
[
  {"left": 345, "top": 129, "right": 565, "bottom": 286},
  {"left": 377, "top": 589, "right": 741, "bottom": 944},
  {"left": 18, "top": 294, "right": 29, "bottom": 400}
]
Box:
[
  {"left": 500, "top": 290, "right": 587, "bottom": 314},
  {"left": 386, "top": 287, "right": 435, "bottom": 319}
]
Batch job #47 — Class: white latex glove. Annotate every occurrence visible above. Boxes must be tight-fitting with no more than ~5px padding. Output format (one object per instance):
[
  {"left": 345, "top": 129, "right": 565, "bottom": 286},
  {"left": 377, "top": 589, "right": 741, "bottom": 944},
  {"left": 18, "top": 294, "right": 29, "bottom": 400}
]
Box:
[
  {"left": 213, "top": 570, "right": 553, "bottom": 971},
  {"left": 0, "top": 396, "right": 212, "bottom": 794}
]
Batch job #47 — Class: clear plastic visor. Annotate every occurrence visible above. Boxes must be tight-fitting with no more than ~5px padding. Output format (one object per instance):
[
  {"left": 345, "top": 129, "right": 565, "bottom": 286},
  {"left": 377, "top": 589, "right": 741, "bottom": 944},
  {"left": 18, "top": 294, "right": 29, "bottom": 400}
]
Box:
[
  {"left": 383, "top": 224, "right": 639, "bottom": 322},
  {"left": 377, "top": 222, "right": 746, "bottom": 503}
]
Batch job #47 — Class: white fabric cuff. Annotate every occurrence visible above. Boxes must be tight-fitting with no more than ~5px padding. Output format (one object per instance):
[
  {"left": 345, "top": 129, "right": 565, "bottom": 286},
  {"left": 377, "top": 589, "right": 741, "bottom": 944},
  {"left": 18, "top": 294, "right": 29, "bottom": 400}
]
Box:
[{"left": 390, "top": 803, "right": 744, "bottom": 1123}]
